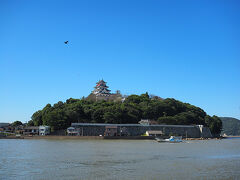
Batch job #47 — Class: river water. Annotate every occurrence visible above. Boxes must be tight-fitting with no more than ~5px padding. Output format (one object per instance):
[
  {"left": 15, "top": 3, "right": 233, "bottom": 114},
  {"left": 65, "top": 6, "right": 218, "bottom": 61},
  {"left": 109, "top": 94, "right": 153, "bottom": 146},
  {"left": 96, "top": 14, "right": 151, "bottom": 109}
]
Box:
[{"left": 0, "top": 138, "right": 240, "bottom": 180}]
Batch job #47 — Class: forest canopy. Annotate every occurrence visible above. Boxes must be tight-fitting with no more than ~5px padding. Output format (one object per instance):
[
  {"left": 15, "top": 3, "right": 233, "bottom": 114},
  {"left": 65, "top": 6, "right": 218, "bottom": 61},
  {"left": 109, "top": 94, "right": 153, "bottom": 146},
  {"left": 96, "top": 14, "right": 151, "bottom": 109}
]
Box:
[{"left": 30, "top": 93, "right": 222, "bottom": 135}]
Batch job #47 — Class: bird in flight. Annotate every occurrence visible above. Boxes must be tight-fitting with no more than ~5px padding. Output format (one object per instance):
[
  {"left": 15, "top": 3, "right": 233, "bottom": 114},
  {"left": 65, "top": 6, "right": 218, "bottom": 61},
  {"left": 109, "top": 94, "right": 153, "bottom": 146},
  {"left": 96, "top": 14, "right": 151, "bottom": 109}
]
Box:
[{"left": 64, "top": 41, "right": 68, "bottom": 44}]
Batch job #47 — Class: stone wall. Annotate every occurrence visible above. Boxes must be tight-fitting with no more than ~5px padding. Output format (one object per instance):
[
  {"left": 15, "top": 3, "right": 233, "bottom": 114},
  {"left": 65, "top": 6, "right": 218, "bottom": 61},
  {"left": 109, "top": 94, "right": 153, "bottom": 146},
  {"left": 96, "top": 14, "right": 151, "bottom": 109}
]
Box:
[
  {"left": 71, "top": 123, "right": 212, "bottom": 138},
  {"left": 86, "top": 93, "right": 122, "bottom": 102},
  {"left": 201, "top": 127, "right": 212, "bottom": 138}
]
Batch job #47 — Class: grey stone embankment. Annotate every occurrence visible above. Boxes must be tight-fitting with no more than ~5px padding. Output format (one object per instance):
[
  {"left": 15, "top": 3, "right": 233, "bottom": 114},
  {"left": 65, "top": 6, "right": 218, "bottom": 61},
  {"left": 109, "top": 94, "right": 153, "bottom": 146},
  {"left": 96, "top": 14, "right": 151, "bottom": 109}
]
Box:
[{"left": 71, "top": 123, "right": 213, "bottom": 138}]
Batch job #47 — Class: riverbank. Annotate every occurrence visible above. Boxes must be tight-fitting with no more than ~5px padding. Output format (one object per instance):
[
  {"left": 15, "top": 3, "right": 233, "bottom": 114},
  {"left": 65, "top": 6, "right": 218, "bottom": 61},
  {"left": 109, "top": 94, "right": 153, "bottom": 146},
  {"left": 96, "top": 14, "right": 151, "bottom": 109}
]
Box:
[
  {"left": 0, "top": 135, "right": 223, "bottom": 140},
  {"left": 1, "top": 135, "right": 155, "bottom": 140},
  {"left": 0, "top": 135, "right": 103, "bottom": 140},
  {"left": 0, "top": 136, "right": 24, "bottom": 139}
]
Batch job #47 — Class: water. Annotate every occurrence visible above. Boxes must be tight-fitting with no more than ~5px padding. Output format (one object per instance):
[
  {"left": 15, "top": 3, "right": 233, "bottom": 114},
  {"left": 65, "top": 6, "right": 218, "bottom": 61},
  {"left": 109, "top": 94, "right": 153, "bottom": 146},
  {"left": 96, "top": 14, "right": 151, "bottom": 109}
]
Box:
[{"left": 0, "top": 138, "right": 240, "bottom": 180}]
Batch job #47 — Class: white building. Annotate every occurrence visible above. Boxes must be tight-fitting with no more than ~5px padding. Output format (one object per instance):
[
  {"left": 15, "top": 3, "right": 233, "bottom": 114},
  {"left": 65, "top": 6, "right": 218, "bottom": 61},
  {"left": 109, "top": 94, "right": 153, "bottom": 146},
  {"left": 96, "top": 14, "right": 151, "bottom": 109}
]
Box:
[
  {"left": 146, "top": 130, "right": 163, "bottom": 137},
  {"left": 39, "top": 126, "right": 50, "bottom": 136},
  {"left": 67, "top": 127, "right": 79, "bottom": 136}
]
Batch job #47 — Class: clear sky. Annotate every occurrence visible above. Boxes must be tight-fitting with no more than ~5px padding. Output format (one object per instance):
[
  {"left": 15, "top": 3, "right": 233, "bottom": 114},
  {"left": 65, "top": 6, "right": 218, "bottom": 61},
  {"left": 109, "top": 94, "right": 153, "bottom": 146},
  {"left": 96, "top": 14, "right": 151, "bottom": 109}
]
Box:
[{"left": 0, "top": 0, "right": 240, "bottom": 123}]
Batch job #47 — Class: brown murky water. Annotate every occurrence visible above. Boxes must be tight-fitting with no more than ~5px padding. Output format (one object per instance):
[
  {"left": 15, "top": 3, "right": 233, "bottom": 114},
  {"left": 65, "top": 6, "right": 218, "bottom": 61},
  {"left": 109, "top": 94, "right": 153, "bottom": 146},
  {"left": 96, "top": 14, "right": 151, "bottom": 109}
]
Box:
[{"left": 1, "top": 138, "right": 240, "bottom": 179}]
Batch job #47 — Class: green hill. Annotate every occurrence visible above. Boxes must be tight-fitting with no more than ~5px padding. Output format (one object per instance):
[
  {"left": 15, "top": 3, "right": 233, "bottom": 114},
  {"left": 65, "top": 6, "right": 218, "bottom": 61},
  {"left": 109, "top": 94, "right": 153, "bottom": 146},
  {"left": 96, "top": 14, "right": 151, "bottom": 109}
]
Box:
[
  {"left": 220, "top": 117, "right": 240, "bottom": 136},
  {"left": 29, "top": 93, "right": 222, "bottom": 135}
]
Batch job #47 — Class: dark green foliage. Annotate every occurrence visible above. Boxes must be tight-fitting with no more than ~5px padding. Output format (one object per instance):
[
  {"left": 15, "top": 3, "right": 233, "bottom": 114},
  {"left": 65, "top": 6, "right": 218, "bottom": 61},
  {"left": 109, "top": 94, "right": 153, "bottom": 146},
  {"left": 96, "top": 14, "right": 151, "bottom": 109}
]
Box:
[
  {"left": 205, "top": 115, "right": 222, "bottom": 135},
  {"left": 29, "top": 95, "right": 222, "bottom": 135},
  {"left": 27, "top": 120, "right": 34, "bottom": 126},
  {"left": 31, "top": 110, "right": 43, "bottom": 126},
  {"left": 220, "top": 117, "right": 240, "bottom": 135},
  {"left": 12, "top": 121, "right": 23, "bottom": 126}
]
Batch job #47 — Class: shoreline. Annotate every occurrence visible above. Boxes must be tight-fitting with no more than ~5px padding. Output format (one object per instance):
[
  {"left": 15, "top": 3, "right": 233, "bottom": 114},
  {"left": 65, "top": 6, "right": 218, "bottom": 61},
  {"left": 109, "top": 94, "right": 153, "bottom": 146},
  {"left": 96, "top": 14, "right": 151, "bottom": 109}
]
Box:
[
  {"left": 1, "top": 135, "right": 154, "bottom": 140},
  {"left": 222, "top": 136, "right": 240, "bottom": 138},
  {"left": 0, "top": 135, "right": 226, "bottom": 140}
]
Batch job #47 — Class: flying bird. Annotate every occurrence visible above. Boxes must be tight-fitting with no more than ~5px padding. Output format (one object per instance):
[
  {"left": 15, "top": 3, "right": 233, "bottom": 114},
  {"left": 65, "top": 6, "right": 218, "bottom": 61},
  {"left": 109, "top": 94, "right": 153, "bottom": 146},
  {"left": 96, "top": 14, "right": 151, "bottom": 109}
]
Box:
[{"left": 64, "top": 41, "right": 68, "bottom": 44}]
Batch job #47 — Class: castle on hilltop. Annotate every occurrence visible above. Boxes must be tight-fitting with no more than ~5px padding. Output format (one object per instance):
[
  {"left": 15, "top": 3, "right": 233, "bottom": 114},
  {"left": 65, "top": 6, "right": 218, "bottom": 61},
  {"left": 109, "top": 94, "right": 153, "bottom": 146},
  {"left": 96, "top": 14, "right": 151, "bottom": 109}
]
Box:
[
  {"left": 92, "top": 79, "right": 111, "bottom": 96},
  {"left": 87, "top": 79, "right": 122, "bottom": 101}
]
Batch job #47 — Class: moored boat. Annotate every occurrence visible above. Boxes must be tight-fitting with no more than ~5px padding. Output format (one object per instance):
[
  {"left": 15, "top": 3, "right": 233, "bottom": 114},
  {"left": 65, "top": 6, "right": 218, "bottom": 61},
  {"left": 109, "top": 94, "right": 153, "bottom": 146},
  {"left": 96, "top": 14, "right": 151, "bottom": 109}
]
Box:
[{"left": 155, "top": 136, "right": 182, "bottom": 143}]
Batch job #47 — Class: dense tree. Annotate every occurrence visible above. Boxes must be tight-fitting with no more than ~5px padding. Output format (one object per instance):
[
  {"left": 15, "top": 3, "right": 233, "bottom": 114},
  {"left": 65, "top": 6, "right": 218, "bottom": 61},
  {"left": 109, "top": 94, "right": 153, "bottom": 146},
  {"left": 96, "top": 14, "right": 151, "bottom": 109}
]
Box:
[
  {"left": 12, "top": 121, "right": 23, "bottom": 126},
  {"left": 31, "top": 110, "right": 43, "bottom": 126},
  {"left": 27, "top": 120, "right": 34, "bottom": 126},
  {"left": 205, "top": 115, "right": 222, "bottom": 135}
]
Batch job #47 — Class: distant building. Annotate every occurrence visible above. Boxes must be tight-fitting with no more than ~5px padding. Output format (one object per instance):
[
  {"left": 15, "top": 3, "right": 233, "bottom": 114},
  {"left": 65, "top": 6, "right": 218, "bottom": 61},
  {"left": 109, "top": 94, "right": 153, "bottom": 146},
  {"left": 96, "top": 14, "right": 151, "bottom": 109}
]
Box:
[
  {"left": 14, "top": 125, "right": 24, "bottom": 134},
  {"left": 0, "top": 123, "right": 24, "bottom": 134},
  {"left": 68, "top": 123, "right": 213, "bottom": 138},
  {"left": 67, "top": 127, "right": 79, "bottom": 136},
  {"left": 146, "top": 130, "right": 163, "bottom": 137},
  {"left": 138, "top": 119, "right": 158, "bottom": 125},
  {"left": 39, "top": 126, "right": 50, "bottom": 136},
  {"left": 4, "top": 125, "right": 15, "bottom": 133},
  {"left": 0, "top": 123, "right": 10, "bottom": 128},
  {"left": 92, "top": 79, "right": 111, "bottom": 97},
  {"left": 0, "top": 123, "right": 10, "bottom": 132},
  {"left": 23, "top": 126, "right": 39, "bottom": 135},
  {"left": 87, "top": 79, "right": 123, "bottom": 101}
]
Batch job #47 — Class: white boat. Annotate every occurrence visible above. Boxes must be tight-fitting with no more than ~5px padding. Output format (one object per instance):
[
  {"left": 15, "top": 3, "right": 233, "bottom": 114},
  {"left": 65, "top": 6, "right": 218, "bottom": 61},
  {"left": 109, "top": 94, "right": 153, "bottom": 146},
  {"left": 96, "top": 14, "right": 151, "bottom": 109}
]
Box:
[{"left": 155, "top": 136, "right": 182, "bottom": 143}]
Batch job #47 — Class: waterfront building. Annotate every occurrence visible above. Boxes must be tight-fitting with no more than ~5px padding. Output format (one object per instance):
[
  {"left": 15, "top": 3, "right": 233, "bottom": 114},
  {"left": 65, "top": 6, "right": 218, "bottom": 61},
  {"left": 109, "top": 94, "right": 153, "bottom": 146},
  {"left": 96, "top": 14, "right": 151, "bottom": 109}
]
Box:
[
  {"left": 0, "top": 123, "right": 11, "bottom": 133},
  {"left": 67, "top": 123, "right": 213, "bottom": 138},
  {"left": 39, "top": 126, "right": 50, "bottom": 136},
  {"left": 145, "top": 130, "right": 163, "bottom": 137},
  {"left": 67, "top": 127, "right": 79, "bottom": 136},
  {"left": 23, "top": 126, "right": 39, "bottom": 135},
  {"left": 0, "top": 123, "right": 10, "bottom": 128},
  {"left": 14, "top": 125, "right": 24, "bottom": 134}
]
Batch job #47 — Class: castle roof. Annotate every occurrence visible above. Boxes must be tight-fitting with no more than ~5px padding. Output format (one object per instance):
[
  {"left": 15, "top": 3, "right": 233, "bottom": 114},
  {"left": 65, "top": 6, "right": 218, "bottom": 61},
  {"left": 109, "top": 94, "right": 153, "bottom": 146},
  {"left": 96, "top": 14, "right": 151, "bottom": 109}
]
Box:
[{"left": 92, "top": 79, "right": 111, "bottom": 95}]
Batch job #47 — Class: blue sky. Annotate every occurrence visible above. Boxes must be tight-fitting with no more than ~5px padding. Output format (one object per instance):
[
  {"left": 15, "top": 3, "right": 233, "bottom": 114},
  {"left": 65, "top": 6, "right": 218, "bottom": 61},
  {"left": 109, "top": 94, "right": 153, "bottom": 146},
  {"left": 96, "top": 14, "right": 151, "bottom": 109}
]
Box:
[{"left": 0, "top": 0, "right": 240, "bottom": 123}]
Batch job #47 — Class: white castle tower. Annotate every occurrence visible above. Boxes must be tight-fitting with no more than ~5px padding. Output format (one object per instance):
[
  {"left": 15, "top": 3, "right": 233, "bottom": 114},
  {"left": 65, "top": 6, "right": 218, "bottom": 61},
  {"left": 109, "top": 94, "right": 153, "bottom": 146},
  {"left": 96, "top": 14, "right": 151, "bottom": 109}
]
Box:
[
  {"left": 92, "top": 79, "right": 111, "bottom": 97},
  {"left": 87, "top": 79, "right": 122, "bottom": 101}
]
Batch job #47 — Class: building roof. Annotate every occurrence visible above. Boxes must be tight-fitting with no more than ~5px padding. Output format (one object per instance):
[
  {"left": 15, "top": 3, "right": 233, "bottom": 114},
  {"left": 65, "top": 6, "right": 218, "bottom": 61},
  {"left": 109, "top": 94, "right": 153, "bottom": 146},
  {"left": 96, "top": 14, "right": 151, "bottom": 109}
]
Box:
[
  {"left": 24, "top": 126, "right": 39, "bottom": 130},
  {"left": 93, "top": 79, "right": 111, "bottom": 95},
  {"left": 0, "top": 123, "right": 10, "bottom": 128},
  {"left": 105, "top": 126, "right": 117, "bottom": 128},
  {"left": 97, "top": 79, "right": 106, "bottom": 83},
  {"left": 39, "top": 126, "right": 50, "bottom": 128}
]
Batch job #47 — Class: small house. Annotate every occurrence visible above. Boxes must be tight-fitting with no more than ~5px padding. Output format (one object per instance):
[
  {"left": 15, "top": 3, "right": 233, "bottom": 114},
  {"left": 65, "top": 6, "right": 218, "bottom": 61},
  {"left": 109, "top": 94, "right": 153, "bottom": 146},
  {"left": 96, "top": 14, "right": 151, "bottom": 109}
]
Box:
[
  {"left": 67, "top": 127, "right": 79, "bottom": 136},
  {"left": 0, "top": 123, "right": 10, "bottom": 128},
  {"left": 14, "top": 125, "right": 24, "bottom": 134},
  {"left": 39, "top": 126, "right": 50, "bottom": 136},
  {"left": 23, "top": 126, "right": 39, "bottom": 135}
]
